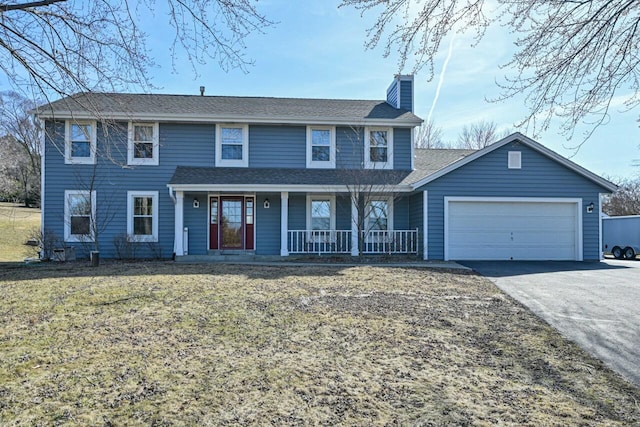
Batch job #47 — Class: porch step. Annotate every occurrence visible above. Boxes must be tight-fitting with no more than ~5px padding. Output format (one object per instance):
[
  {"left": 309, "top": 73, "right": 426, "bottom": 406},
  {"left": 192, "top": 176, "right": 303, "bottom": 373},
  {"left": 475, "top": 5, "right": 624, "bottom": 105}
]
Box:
[{"left": 177, "top": 254, "right": 259, "bottom": 263}]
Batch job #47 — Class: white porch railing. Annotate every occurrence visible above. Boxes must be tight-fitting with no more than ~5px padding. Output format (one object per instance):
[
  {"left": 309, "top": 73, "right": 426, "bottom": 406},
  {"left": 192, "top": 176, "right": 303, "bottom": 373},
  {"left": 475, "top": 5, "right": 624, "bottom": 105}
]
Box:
[
  {"left": 361, "top": 229, "right": 419, "bottom": 254},
  {"left": 288, "top": 230, "right": 352, "bottom": 254},
  {"left": 287, "top": 229, "right": 418, "bottom": 255}
]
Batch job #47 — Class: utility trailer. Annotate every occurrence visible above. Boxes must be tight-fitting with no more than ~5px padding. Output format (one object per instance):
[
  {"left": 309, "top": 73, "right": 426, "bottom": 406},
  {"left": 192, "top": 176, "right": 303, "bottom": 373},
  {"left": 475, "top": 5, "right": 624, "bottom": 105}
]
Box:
[{"left": 602, "top": 215, "right": 640, "bottom": 259}]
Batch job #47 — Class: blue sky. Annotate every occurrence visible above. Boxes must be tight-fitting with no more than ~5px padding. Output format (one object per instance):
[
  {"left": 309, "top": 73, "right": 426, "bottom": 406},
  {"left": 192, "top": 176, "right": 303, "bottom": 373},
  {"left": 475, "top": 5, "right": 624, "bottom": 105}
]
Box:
[{"left": 4, "top": 0, "right": 638, "bottom": 180}]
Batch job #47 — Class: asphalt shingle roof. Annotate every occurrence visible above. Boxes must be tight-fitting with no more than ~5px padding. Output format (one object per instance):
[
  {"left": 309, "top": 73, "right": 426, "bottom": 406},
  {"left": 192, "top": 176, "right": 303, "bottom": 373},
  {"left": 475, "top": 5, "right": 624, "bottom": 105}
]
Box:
[
  {"left": 37, "top": 92, "right": 422, "bottom": 124},
  {"left": 168, "top": 148, "right": 476, "bottom": 188}
]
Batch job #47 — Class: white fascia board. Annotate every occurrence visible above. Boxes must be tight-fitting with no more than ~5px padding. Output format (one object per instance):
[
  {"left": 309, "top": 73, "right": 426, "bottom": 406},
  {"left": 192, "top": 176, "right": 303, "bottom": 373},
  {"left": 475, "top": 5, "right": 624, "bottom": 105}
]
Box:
[
  {"left": 36, "top": 111, "right": 423, "bottom": 127},
  {"left": 410, "top": 132, "right": 618, "bottom": 192},
  {"left": 602, "top": 214, "right": 640, "bottom": 220},
  {"left": 166, "top": 183, "right": 414, "bottom": 193}
]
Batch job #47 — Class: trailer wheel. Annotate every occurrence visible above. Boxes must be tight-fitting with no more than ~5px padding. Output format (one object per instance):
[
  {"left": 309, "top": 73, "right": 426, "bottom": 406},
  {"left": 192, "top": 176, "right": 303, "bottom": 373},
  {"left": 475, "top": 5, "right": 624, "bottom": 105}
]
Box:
[
  {"left": 612, "top": 246, "right": 623, "bottom": 259},
  {"left": 623, "top": 247, "right": 636, "bottom": 260}
]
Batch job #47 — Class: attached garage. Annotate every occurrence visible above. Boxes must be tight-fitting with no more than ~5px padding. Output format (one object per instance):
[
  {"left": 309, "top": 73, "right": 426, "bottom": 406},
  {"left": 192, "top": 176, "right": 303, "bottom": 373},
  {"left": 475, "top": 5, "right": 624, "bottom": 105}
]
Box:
[{"left": 444, "top": 197, "right": 582, "bottom": 261}]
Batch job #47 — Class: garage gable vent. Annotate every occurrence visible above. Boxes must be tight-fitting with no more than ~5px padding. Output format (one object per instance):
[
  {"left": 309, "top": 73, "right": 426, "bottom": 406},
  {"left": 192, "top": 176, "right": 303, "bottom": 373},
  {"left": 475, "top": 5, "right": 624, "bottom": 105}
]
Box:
[{"left": 508, "top": 151, "right": 521, "bottom": 169}]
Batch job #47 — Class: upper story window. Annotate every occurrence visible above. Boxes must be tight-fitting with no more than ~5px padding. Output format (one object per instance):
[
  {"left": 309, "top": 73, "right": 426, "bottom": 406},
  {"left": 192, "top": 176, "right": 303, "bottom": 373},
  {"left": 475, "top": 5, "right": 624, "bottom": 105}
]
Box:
[
  {"left": 64, "top": 190, "right": 95, "bottom": 242},
  {"left": 216, "top": 124, "right": 249, "bottom": 167},
  {"left": 127, "top": 191, "right": 159, "bottom": 242},
  {"left": 128, "top": 122, "right": 159, "bottom": 166},
  {"left": 65, "top": 121, "right": 96, "bottom": 164},
  {"left": 306, "top": 126, "right": 336, "bottom": 168},
  {"left": 364, "top": 127, "right": 393, "bottom": 169}
]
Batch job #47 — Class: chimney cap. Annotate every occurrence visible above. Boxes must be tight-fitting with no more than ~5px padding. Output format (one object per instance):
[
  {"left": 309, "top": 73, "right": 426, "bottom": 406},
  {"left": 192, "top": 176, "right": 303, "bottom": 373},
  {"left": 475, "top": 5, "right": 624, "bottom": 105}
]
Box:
[{"left": 199, "top": 86, "right": 205, "bottom": 96}]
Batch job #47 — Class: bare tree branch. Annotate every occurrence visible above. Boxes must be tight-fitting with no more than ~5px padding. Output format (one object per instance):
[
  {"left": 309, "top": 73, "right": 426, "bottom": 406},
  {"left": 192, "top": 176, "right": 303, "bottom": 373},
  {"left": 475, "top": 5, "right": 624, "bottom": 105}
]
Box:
[
  {"left": 0, "top": 0, "right": 274, "bottom": 107},
  {"left": 340, "top": 0, "right": 640, "bottom": 141}
]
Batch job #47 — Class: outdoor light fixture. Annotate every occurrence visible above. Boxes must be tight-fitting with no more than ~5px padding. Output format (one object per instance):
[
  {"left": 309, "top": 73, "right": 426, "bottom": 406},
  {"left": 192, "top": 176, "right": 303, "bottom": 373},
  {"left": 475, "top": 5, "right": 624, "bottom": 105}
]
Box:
[
  {"left": 193, "top": 198, "right": 200, "bottom": 208},
  {"left": 263, "top": 199, "right": 270, "bottom": 209},
  {"left": 586, "top": 202, "right": 594, "bottom": 213}
]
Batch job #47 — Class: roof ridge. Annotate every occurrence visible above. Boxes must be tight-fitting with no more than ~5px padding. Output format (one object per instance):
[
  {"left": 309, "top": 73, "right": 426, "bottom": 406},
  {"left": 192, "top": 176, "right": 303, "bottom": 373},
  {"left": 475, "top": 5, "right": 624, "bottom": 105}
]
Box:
[{"left": 65, "top": 91, "right": 389, "bottom": 104}]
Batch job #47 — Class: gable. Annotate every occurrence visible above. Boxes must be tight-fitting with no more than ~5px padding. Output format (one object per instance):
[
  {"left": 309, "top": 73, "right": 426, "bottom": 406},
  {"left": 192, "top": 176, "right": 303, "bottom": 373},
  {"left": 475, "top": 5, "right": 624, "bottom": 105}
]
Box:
[
  {"left": 416, "top": 140, "right": 610, "bottom": 195},
  {"left": 411, "top": 133, "right": 616, "bottom": 193}
]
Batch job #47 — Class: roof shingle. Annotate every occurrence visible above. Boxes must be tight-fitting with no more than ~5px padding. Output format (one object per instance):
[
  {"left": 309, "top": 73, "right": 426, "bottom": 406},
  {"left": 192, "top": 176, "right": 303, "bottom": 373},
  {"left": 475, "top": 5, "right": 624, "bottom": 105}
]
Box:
[{"left": 37, "top": 92, "right": 422, "bottom": 124}]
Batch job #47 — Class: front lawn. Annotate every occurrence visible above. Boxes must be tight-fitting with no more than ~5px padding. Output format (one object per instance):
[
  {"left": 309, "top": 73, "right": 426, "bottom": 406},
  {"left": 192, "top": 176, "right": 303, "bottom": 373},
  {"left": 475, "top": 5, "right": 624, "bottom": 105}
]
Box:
[
  {"left": 0, "top": 203, "right": 40, "bottom": 262},
  {"left": 1, "top": 262, "right": 638, "bottom": 425}
]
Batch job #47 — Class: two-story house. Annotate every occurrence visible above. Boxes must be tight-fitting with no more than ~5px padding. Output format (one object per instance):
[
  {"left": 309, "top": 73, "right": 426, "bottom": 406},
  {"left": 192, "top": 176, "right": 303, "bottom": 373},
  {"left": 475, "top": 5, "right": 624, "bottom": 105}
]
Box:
[{"left": 36, "top": 75, "right": 616, "bottom": 261}]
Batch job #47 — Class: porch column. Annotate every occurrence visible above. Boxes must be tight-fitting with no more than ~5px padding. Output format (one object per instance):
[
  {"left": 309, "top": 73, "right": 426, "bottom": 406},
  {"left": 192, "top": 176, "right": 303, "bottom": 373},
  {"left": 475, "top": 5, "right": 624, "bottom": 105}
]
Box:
[
  {"left": 280, "top": 191, "right": 289, "bottom": 256},
  {"left": 175, "top": 191, "right": 185, "bottom": 256},
  {"left": 423, "top": 190, "right": 428, "bottom": 260},
  {"left": 351, "top": 193, "right": 359, "bottom": 256}
]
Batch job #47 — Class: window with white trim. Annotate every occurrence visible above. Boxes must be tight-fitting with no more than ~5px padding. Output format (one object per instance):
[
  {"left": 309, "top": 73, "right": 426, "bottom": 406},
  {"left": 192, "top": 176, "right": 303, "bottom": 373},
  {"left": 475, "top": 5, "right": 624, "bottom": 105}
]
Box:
[
  {"left": 128, "top": 122, "right": 159, "bottom": 165},
  {"left": 65, "top": 121, "right": 96, "bottom": 164},
  {"left": 364, "top": 127, "right": 393, "bottom": 169},
  {"left": 306, "top": 195, "right": 336, "bottom": 232},
  {"left": 508, "top": 151, "right": 522, "bottom": 169},
  {"left": 127, "top": 191, "right": 159, "bottom": 242},
  {"left": 64, "top": 190, "right": 95, "bottom": 242},
  {"left": 216, "top": 124, "right": 249, "bottom": 167},
  {"left": 366, "top": 199, "right": 391, "bottom": 231},
  {"left": 306, "top": 126, "right": 336, "bottom": 168}
]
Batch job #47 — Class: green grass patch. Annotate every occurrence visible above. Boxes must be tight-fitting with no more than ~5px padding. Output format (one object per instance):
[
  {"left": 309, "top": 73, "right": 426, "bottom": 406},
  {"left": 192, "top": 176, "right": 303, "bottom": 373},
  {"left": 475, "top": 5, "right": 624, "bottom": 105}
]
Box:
[
  {"left": 1, "top": 262, "right": 639, "bottom": 425},
  {"left": 0, "top": 202, "right": 40, "bottom": 262}
]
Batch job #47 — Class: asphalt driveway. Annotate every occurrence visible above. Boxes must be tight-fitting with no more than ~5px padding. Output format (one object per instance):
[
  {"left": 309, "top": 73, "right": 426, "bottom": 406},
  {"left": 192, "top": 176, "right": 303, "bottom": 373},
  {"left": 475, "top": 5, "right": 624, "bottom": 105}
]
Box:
[{"left": 462, "top": 260, "right": 640, "bottom": 387}]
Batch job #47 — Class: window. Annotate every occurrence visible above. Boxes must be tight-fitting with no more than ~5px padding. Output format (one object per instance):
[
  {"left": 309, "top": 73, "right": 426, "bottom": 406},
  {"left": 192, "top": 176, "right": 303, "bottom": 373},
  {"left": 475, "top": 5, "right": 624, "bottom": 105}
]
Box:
[
  {"left": 306, "top": 195, "right": 336, "bottom": 232},
  {"left": 216, "top": 124, "right": 248, "bottom": 167},
  {"left": 64, "top": 190, "right": 96, "bottom": 242},
  {"left": 128, "top": 122, "right": 159, "bottom": 165},
  {"left": 65, "top": 121, "right": 96, "bottom": 164},
  {"left": 508, "top": 151, "right": 522, "bottom": 169},
  {"left": 364, "top": 127, "right": 393, "bottom": 169},
  {"left": 127, "top": 191, "right": 159, "bottom": 242},
  {"left": 365, "top": 197, "right": 393, "bottom": 244},
  {"left": 306, "top": 126, "right": 336, "bottom": 168},
  {"left": 366, "top": 199, "right": 390, "bottom": 231}
]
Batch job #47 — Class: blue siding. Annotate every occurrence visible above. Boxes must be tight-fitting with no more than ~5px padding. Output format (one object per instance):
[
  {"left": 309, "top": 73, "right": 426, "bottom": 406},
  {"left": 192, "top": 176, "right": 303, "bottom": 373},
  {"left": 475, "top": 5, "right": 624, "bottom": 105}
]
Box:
[
  {"left": 408, "top": 192, "right": 424, "bottom": 257},
  {"left": 288, "top": 194, "right": 306, "bottom": 230},
  {"left": 386, "top": 81, "right": 398, "bottom": 107},
  {"left": 43, "top": 121, "right": 215, "bottom": 259},
  {"left": 393, "top": 128, "right": 412, "bottom": 170},
  {"left": 417, "top": 142, "right": 605, "bottom": 260},
  {"left": 184, "top": 192, "right": 208, "bottom": 255},
  {"left": 336, "top": 195, "right": 351, "bottom": 230},
  {"left": 256, "top": 193, "right": 280, "bottom": 255},
  {"left": 336, "top": 126, "right": 363, "bottom": 169},
  {"left": 249, "top": 125, "right": 306, "bottom": 168},
  {"left": 399, "top": 79, "right": 413, "bottom": 111},
  {"left": 394, "top": 197, "right": 410, "bottom": 230}
]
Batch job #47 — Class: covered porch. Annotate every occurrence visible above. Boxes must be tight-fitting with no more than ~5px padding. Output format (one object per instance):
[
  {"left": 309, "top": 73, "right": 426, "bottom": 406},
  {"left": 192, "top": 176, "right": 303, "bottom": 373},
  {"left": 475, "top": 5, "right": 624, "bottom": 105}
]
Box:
[{"left": 168, "top": 166, "right": 424, "bottom": 258}]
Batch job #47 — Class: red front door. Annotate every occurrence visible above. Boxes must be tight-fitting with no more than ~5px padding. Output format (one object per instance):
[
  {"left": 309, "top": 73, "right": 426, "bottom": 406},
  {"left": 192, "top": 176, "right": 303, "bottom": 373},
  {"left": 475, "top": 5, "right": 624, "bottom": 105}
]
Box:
[{"left": 209, "top": 196, "right": 254, "bottom": 250}]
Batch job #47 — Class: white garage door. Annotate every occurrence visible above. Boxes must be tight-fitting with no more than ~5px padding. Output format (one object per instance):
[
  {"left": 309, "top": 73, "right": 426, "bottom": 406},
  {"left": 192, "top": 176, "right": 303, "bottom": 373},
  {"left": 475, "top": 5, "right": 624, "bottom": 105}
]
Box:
[{"left": 446, "top": 199, "right": 580, "bottom": 261}]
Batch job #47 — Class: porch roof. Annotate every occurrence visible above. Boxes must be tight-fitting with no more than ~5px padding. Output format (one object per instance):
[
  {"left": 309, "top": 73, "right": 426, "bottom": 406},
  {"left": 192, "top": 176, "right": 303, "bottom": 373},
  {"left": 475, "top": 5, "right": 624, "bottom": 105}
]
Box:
[
  {"left": 168, "top": 149, "right": 476, "bottom": 191},
  {"left": 169, "top": 166, "right": 414, "bottom": 190}
]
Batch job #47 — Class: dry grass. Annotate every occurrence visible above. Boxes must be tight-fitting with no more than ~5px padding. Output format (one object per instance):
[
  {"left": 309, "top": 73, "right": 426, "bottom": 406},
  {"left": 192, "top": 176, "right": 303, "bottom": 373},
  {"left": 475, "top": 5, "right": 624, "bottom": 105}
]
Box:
[
  {"left": 0, "top": 203, "right": 40, "bottom": 262},
  {"left": 1, "top": 261, "right": 639, "bottom": 426}
]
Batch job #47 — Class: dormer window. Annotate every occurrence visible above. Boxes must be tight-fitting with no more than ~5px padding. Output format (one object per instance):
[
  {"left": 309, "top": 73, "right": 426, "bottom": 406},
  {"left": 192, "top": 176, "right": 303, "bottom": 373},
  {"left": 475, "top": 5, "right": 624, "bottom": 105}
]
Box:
[
  {"left": 128, "top": 122, "right": 159, "bottom": 166},
  {"left": 364, "top": 127, "right": 393, "bottom": 169},
  {"left": 306, "top": 126, "right": 336, "bottom": 168},
  {"left": 216, "top": 124, "right": 248, "bottom": 167}
]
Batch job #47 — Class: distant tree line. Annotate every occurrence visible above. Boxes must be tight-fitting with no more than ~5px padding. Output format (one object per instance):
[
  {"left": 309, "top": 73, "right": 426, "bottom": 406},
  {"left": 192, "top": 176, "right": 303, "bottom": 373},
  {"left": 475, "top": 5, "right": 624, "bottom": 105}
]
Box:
[
  {"left": 0, "top": 92, "right": 41, "bottom": 207},
  {"left": 414, "top": 120, "right": 510, "bottom": 150}
]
